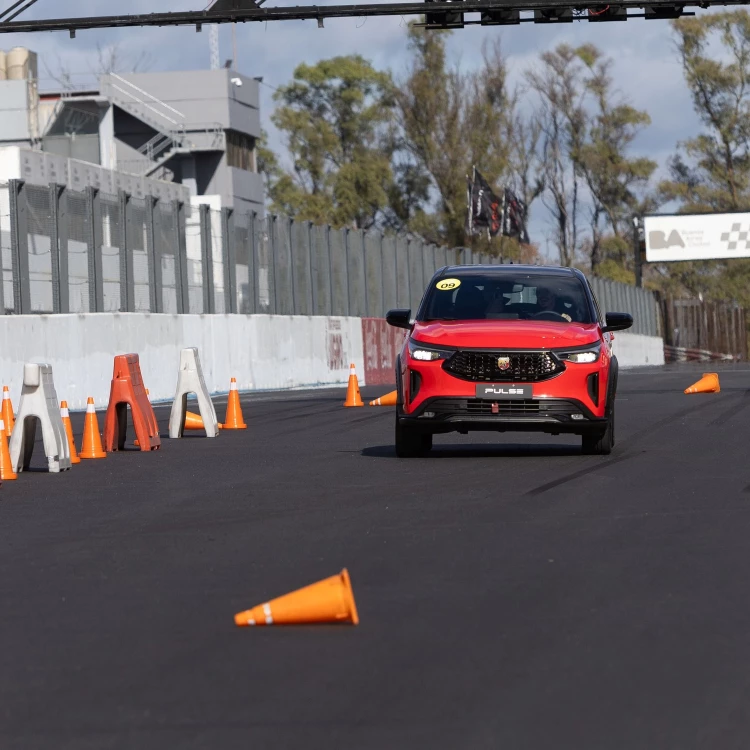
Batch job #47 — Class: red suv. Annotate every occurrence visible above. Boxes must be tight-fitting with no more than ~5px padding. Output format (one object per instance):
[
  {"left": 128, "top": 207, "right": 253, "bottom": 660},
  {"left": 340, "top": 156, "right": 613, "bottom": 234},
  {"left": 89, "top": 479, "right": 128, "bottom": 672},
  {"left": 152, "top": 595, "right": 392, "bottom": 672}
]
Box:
[{"left": 387, "top": 265, "right": 633, "bottom": 457}]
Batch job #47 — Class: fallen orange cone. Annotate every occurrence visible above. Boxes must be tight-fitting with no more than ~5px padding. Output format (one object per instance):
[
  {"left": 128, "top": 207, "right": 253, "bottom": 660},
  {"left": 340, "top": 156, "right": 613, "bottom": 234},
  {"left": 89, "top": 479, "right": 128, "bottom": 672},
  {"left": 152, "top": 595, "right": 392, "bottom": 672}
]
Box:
[
  {"left": 0, "top": 418, "right": 17, "bottom": 480},
  {"left": 223, "top": 377, "right": 247, "bottom": 429},
  {"left": 685, "top": 372, "right": 720, "bottom": 394},
  {"left": 183, "top": 411, "right": 223, "bottom": 430},
  {"left": 343, "top": 364, "right": 364, "bottom": 407},
  {"left": 79, "top": 397, "right": 107, "bottom": 459},
  {"left": 2, "top": 385, "right": 14, "bottom": 437},
  {"left": 60, "top": 401, "right": 81, "bottom": 465},
  {"left": 370, "top": 389, "right": 397, "bottom": 407},
  {"left": 234, "top": 569, "right": 359, "bottom": 627}
]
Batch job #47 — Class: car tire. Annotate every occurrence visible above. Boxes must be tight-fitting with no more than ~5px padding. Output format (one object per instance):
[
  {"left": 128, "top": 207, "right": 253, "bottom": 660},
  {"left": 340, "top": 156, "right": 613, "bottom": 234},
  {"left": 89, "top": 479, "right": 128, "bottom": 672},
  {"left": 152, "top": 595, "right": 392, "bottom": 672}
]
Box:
[
  {"left": 395, "top": 418, "right": 432, "bottom": 457},
  {"left": 581, "top": 403, "right": 614, "bottom": 455}
]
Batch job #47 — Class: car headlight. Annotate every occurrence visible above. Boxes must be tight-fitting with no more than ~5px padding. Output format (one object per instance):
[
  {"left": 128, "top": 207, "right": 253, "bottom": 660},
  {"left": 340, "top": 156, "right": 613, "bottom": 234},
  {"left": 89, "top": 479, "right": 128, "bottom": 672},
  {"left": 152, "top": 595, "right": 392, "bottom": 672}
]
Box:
[
  {"left": 555, "top": 342, "right": 601, "bottom": 364},
  {"left": 408, "top": 339, "right": 453, "bottom": 361}
]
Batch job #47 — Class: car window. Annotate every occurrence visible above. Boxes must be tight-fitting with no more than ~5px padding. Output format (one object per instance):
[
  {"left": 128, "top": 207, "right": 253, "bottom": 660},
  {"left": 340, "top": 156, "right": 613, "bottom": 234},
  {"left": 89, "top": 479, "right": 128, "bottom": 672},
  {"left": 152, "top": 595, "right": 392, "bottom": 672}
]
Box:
[{"left": 421, "top": 274, "right": 594, "bottom": 324}]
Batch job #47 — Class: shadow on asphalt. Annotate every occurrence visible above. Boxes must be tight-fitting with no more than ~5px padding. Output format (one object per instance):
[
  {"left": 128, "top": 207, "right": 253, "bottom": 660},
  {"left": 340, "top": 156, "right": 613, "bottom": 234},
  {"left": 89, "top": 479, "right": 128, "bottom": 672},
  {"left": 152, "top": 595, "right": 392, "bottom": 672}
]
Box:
[{"left": 362, "top": 443, "right": 584, "bottom": 459}]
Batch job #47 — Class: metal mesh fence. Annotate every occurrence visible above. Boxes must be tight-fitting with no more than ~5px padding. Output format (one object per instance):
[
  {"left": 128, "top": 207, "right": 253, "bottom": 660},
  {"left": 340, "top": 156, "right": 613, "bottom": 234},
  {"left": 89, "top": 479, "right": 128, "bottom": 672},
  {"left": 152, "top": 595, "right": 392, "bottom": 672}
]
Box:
[
  {"left": 26, "top": 185, "right": 54, "bottom": 313},
  {"left": 66, "top": 189, "right": 91, "bottom": 314},
  {"left": 210, "top": 209, "right": 225, "bottom": 314},
  {"left": 185, "top": 208, "right": 203, "bottom": 315},
  {"left": 158, "top": 203, "right": 178, "bottom": 314},
  {"left": 128, "top": 197, "right": 151, "bottom": 313},
  {"left": 1, "top": 180, "right": 664, "bottom": 336},
  {"left": 100, "top": 193, "right": 121, "bottom": 312},
  {"left": 0, "top": 183, "right": 11, "bottom": 313}
]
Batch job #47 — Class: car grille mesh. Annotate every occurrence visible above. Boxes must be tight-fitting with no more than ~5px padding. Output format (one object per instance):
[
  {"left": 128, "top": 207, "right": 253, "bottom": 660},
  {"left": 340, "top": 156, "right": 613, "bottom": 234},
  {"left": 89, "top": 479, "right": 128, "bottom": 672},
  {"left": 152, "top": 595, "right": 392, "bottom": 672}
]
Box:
[
  {"left": 443, "top": 351, "right": 564, "bottom": 382},
  {"left": 427, "top": 399, "right": 575, "bottom": 416}
]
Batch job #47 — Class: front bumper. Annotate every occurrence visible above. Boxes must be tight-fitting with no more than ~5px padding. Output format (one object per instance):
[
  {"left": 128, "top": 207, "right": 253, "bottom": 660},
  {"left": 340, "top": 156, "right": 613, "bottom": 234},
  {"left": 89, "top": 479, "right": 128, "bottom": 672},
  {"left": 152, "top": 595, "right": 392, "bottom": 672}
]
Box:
[
  {"left": 398, "top": 396, "right": 609, "bottom": 435},
  {"left": 403, "top": 350, "right": 609, "bottom": 420}
]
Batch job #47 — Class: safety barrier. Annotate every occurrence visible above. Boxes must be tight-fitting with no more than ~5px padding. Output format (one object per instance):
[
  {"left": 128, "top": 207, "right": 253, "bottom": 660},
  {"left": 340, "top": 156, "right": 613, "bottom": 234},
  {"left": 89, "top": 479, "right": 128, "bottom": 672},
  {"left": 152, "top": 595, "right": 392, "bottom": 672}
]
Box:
[{"left": 0, "top": 313, "right": 663, "bottom": 410}]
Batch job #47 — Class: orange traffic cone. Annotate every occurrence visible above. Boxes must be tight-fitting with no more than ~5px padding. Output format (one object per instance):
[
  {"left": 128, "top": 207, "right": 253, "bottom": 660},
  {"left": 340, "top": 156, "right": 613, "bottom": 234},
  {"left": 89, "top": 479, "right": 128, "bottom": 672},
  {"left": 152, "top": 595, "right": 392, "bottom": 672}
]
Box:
[
  {"left": 685, "top": 372, "right": 721, "bottom": 394},
  {"left": 79, "top": 397, "right": 106, "bottom": 459},
  {"left": 2, "top": 385, "right": 14, "bottom": 437},
  {"left": 234, "top": 569, "right": 359, "bottom": 627},
  {"left": 0, "top": 419, "right": 17, "bottom": 480},
  {"left": 60, "top": 401, "right": 81, "bottom": 465},
  {"left": 343, "top": 364, "right": 364, "bottom": 407},
  {"left": 369, "top": 389, "right": 397, "bottom": 407},
  {"left": 223, "top": 377, "right": 247, "bottom": 429},
  {"left": 183, "top": 410, "right": 224, "bottom": 430}
]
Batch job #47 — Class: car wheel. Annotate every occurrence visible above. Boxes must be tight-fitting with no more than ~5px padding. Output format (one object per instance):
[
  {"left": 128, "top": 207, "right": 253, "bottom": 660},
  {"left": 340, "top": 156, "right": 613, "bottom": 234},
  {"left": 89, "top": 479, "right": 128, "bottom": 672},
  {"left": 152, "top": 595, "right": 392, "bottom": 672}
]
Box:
[
  {"left": 581, "top": 404, "right": 614, "bottom": 456},
  {"left": 395, "top": 417, "right": 432, "bottom": 457}
]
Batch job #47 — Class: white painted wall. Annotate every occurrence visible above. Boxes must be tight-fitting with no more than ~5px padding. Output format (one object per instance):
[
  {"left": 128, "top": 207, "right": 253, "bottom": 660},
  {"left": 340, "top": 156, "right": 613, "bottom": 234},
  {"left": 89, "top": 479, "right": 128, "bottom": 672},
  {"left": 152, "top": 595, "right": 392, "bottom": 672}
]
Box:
[
  {"left": 612, "top": 333, "right": 665, "bottom": 368},
  {"left": 0, "top": 313, "right": 365, "bottom": 410}
]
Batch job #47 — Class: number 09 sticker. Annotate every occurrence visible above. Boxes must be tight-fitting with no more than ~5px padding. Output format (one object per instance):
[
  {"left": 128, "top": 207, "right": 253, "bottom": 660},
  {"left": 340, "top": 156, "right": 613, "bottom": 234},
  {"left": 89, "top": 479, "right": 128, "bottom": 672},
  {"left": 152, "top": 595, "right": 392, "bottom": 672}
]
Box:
[{"left": 436, "top": 278, "right": 461, "bottom": 291}]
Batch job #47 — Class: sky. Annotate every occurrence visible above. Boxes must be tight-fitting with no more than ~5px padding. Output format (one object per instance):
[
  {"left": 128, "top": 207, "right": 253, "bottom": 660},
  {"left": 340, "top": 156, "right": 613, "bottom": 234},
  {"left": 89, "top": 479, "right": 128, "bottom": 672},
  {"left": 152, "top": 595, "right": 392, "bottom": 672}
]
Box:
[{"left": 0, "top": 0, "right": 710, "bottom": 257}]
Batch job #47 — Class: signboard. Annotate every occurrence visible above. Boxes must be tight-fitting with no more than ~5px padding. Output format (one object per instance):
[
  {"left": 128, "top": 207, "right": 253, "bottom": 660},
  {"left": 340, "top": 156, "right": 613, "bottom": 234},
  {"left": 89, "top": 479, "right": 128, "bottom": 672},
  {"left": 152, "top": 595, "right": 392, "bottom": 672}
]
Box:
[{"left": 644, "top": 212, "right": 750, "bottom": 262}]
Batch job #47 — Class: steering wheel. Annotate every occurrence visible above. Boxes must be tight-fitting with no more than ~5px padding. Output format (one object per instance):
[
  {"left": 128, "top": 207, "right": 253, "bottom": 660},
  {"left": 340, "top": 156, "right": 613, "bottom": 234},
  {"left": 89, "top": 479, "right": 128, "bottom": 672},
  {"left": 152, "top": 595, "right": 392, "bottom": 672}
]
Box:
[{"left": 531, "top": 310, "right": 569, "bottom": 322}]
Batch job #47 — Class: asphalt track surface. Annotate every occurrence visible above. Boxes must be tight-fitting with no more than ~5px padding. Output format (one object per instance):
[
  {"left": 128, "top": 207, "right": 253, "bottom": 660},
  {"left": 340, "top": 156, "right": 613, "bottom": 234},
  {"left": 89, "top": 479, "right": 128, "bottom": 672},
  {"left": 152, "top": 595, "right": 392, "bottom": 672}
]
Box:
[{"left": 2, "top": 363, "right": 750, "bottom": 749}]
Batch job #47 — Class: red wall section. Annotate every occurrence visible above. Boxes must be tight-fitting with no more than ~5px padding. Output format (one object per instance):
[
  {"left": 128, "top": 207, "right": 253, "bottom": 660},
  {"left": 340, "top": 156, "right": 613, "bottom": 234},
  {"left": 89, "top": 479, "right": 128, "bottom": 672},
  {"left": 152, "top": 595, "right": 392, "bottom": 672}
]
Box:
[{"left": 361, "top": 318, "right": 406, "bottom": 385}]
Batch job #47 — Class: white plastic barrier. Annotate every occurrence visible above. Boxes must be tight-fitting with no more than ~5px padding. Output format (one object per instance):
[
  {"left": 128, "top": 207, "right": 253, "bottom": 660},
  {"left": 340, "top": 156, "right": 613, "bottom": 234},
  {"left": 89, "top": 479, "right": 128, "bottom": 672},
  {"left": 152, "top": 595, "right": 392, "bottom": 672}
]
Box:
[{"left": 0, "top": 314, "right": 365, "bottom": 410}]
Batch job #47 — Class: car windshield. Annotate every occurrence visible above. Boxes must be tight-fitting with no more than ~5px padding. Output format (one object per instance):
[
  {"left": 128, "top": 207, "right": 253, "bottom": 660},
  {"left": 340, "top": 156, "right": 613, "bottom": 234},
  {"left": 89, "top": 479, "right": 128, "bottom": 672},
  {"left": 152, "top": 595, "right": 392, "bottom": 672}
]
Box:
[{"left": 421, "top": 273, "right": 594, "bottom": 324}]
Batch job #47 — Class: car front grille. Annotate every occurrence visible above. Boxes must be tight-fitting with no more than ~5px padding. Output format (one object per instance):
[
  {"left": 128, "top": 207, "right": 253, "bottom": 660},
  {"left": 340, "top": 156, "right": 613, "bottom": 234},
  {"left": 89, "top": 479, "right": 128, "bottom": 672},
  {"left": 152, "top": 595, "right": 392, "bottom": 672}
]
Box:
[{"left": 442, "top": 351, "right": 564, "bottom": 382}]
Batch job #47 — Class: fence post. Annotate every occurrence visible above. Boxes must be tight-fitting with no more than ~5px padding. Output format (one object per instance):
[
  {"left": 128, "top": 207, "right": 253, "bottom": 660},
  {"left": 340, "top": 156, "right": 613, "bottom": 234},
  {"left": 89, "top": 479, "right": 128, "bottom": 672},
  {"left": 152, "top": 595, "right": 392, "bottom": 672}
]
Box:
[
  {"left": 288, "top": 217, "right": 298, "bottom": 315},
  {"left": 270, "top": 214, "right": 278, "bottom": 315},
  {"left": 55, "top": 184, "right": 69, "bottom": 314},
  {"left": 221, "top": 207, "right": 236, "bottom": 314},
  {"left": 49, "top": 183, "right": 63, "bottom": 314},
  {"left": 633, "top": 216, "right": 642, "bottom": 288},
  {"left": 249, "top": 211, "right": 258, "bottom": 314},
  {"left": 8, "top": 179, "right": 31, "bottom": 313},
  {"left": 326, "top": 224, "right": 334, "bottom": 315},
  {"left": 118, "top": 189, "right": 131, "bottom": 312},
  {"left": 174, "top": 201, "right": 189, "bottom": 314},
  {"left": 379, "top": 231, "right": 386, "bottom": 317},
  {"left": 85, "top": 186, "right": 103, "bottom": 312},
  {"left": 199, "top": 204, "right": 214, "bottom": 314},
  {"left": 344, "top": 227, "right": 352, "bottom": 316},
  {"left": 146, "top": 196, "right": 163, "bottom": 313},
  {"left": 307, "top": 220, "right": 316, "bottom": 316}
]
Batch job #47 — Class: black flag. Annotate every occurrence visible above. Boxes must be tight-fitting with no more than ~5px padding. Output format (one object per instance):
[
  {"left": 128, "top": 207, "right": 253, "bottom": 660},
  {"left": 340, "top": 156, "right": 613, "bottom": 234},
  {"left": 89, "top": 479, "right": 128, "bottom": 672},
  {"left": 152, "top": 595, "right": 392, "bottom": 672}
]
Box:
[
  {"left": 503, "top": 187, "right": 529, "bottom": 245},
  {"left": 466, "top": 168, "right": 502, "bottom": 238}
]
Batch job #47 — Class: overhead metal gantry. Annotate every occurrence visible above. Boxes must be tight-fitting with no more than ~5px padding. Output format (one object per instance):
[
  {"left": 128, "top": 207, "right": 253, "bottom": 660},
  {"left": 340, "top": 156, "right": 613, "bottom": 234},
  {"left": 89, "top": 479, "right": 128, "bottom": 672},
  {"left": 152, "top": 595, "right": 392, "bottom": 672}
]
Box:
[{"left": 0, "top": 0, "right": 736, "bottom": 34}]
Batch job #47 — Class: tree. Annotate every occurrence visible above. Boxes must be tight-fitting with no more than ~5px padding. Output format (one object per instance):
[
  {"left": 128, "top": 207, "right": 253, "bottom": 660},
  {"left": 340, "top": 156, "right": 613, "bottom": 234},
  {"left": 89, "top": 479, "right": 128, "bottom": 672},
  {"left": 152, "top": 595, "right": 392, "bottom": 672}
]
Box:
[
  {"left": 527, "top": 44, "right": 587, "bottom": 267},
  {"left": 575, "top": 44, "right": 655, "bottom": 275},
  {"left": 265, "top": 56, "right": 395, "bottom": 230},
  {"left": 659, "top": 11, "right": 750, "bottom": 303},
  {"left": 394, "top": 25, "right": 519, "bottom": 251}
]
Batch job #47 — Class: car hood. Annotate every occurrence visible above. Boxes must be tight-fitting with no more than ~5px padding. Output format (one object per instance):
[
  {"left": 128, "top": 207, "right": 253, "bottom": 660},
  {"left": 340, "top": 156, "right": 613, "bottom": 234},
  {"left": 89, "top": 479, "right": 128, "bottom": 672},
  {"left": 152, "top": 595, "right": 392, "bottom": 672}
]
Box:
[{"left": 412, "top": 320, "right": 600, "bottom": 349}]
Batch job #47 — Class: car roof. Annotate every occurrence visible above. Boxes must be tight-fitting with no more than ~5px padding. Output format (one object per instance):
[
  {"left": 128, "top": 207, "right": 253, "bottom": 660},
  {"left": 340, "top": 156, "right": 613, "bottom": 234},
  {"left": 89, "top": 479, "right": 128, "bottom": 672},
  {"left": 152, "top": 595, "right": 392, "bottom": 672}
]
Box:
[{"left": 439, "top": 264, "right": 578, "bottom": 278}]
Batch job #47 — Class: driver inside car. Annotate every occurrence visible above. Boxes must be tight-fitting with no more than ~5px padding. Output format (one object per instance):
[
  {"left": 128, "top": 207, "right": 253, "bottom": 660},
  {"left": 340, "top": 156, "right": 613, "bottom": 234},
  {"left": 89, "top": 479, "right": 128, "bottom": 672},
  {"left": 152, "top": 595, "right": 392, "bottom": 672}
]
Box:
[{"left": 535, "top": 286, "right": 573, "bottom": 321}]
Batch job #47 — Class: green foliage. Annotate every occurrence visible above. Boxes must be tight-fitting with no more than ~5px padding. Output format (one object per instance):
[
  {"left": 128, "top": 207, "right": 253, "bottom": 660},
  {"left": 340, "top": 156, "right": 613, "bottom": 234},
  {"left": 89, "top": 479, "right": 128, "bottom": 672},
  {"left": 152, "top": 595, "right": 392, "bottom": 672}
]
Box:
[
  {"left": 264, "top": 55, "right": 395, "bottom": 230},
  {"left": 394, "top": 25, "right": 514, "bottom": 248}
]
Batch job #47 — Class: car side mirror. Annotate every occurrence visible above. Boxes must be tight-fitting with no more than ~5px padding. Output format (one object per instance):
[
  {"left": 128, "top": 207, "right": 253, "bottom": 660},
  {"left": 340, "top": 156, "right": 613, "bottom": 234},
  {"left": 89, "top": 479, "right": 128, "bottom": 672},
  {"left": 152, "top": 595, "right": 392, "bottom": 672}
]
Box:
[
  {"left": 386, "top": 309, "right": 412, "bottom": 330},
  {"left": 602, "top": 312, "right": 633, "bottom": 333}
]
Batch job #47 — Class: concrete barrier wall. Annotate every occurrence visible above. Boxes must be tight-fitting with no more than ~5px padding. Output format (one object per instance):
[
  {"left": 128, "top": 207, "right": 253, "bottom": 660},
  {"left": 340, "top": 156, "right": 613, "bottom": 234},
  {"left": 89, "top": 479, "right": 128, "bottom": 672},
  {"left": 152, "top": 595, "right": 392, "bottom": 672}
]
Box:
[
  {"left": 0, "top": 314, "right": 365, "bottom": 410},
  {"left": 612, "top": 332, "right": 666, "bottom": 368},
  {"left": 0, "top": 313, "right": 663, "bottom": 410}
]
